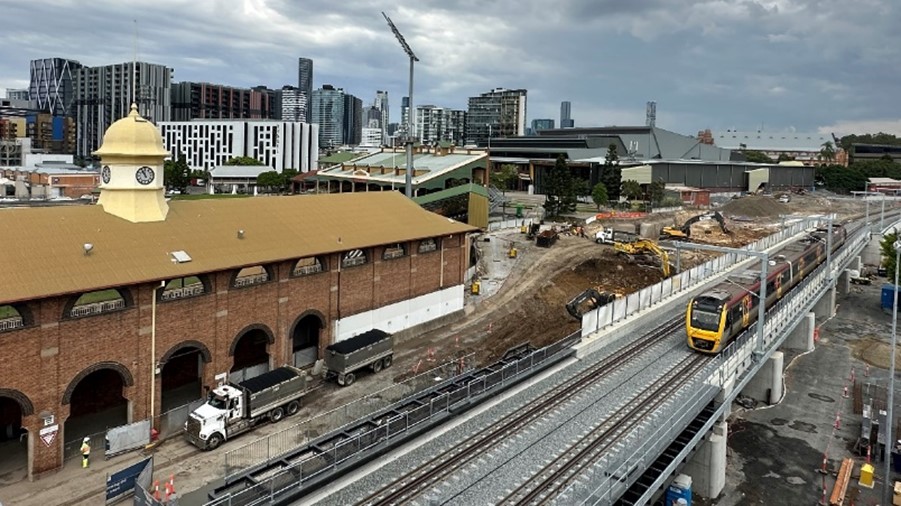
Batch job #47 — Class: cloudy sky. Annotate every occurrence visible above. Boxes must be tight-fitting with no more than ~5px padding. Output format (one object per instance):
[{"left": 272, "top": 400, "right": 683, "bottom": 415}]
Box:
[{"left": 2, "top": 0, "right": 900, "bottom": 137}]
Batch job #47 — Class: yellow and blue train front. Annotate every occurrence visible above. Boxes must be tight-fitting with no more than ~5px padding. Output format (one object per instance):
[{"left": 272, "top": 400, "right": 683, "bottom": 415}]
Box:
[{"left": 686, "top": 301, "right": 726, "bottom": 353}]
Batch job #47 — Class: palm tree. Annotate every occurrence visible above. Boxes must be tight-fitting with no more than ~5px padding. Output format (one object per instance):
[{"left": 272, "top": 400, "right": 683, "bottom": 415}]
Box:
[{"left": 819, "top": 141, "right": 836, "bottom": 164}]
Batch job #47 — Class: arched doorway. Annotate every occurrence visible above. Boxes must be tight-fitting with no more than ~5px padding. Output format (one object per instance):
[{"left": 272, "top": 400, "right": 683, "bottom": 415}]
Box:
[
  {"left": 160, "top": 342, "right": 211, "bottom": 412},
  {"left": 63, "top": 365, "right": 131, "bottom": 460},
  {"left": 230, "top": 327, "right": 272, "bottom": 382},
  {"left": 0, "top": 392, "right": 30, "bottom": 485},
  {"left": 292, "top": 313, "right": 323, "bottom": 368}
]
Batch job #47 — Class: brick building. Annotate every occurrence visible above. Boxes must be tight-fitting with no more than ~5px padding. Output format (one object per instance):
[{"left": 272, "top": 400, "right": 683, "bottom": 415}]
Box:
[{"left": 0, "top": 105, "right": 474, "bottom": 478}]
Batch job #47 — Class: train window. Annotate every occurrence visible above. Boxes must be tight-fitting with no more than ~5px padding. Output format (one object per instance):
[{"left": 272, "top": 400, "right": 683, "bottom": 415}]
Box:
[{"left": 691, "top": 304, "right": 721, "bottom": 331}]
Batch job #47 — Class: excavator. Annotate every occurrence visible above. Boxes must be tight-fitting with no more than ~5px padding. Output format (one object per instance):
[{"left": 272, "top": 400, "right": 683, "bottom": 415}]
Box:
[
  {"left": 660, "top": 211, "right": 731, "bottom": 242},
  {"left": 566, "top": 289, "right": 621, "bottom": 320},
  {"left": 613, "top": 239, "right": 672, "bottom": 277}
]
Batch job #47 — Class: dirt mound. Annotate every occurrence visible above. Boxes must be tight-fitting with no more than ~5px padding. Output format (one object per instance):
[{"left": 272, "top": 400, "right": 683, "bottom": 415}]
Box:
[{"left": 721, "top": 195, "right": 789, "bottom": 219}]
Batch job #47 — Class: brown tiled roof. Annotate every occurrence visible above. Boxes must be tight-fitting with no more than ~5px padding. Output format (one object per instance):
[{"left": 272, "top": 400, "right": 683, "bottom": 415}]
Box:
[{"left": 0, "top": 192, "right": 476, "bottom": 304}]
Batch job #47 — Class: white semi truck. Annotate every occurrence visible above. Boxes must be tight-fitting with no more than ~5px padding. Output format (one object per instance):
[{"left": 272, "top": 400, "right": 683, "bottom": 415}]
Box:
[{"left": 184, "top": 366, "right": 310, "bottom": 450}]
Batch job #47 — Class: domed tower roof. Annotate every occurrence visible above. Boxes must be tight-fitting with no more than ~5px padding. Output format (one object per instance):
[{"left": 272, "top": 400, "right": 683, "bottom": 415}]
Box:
[{"left": 92, "top": 104, "right": 170, "bottom": 158}]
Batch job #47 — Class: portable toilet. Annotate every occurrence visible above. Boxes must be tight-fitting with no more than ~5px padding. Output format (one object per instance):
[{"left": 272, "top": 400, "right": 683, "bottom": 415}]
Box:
[
  {"left": 883, "top": 284, "right": 900, "bottom": 313},
  {"left": 665, "top": 474, "right": 692, "bottom": 506}
]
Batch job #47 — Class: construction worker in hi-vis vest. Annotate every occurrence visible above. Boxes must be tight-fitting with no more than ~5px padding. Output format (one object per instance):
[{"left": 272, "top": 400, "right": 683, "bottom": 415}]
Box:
[{"left": 80, "top": 437, "right": 91, "bottom": 468}]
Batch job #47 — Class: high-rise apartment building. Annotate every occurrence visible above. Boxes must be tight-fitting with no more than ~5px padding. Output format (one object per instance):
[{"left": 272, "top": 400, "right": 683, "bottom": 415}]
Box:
[
  {"left": 159, "top": 120, "right": 318, "bottom": 173},
  {"left": 416, "top": 105, "right": 467, "bottom": 145},
  {"left": 400, "top": 96, "right": 414, "bottom": 139},
  {"left": 374, "top": 90, "right": 389, "bottom": 144},
  {"left": 465, "top": 88, "right": 527, "bottom": 146},
  {"left": 297, "top": 57, "right": 313, "bottom": 122},
  {"left": 365, "top": 106, "right": 381, "bottom": 128},
  {"left": 74, "top": 61, "right": 172, "bottom": 157},
  {"left": 311, "top": 85, "right": 345, "bottom": 148},
  {"left": 171, "top": 81, "right": 276, "bottom": 121},
  {"left": 343, "top": 93, "right": 363, "bottom": 146},
  {"left": 29, "top": 58, "right": 83, "bottom": 116},
  {"left": 560, "top": 101, "right": 574, "bottom": 128},
  {"left": 531, "top": 118, "right": 554, "bottom": 134},
  {"left": 280, "top": 86, "right": 307, "bottom": 122}
]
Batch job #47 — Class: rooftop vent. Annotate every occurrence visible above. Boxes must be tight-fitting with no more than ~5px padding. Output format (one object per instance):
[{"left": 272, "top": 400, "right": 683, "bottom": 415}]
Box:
[{"left": 170, "top": 250, "right": 192, "bottom": 263}]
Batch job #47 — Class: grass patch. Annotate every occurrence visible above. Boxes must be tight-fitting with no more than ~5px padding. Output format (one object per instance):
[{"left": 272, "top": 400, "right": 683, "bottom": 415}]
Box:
[
  {"left": 171, "top": 194, "right": 252, "bottom": 201},
  {"left": 165, "top": 276, "right": 202, "bottom": 289},
  {"left": 74, "top": 289, "right": 122, "bottom": 305},
  {"left": 0, "top": 305, "right": 18, "bottom": 318}
]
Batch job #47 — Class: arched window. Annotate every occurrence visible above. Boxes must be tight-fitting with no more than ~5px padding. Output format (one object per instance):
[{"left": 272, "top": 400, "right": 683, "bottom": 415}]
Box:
[
  {"left": 383, "top": 243, "right": 406, "bottom": 260},
  {"left": 233, "top": 265, "right": 271, "bottom": 288},
  {"left": 0, "top": 305, "right": 24, "bottom": 332},
  {"left": 342, "top": 249, "right": 367, "bottom": 268},
  {"left": 293, "top": 256, "right": 326, "bottom": 276},
  {"left": 161, "top": 276, "right": 206, "bottom": 301},
  {"left": 68, "top": 289, "right": 127, "bottom": 318},
  {"left": 419, "top": 238, "right": 439, "bottom": 254}
]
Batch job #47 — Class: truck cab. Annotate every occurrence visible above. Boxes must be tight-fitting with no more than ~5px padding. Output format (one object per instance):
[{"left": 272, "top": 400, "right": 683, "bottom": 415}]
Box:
[{"left": 185, "top": 385, "right": 244, "bottom": 450}]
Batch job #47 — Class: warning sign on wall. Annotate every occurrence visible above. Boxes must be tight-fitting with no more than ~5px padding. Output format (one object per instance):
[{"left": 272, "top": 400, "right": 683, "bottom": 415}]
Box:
[{"left": 39, "top": 424, "right": 58, "bottom": 447}]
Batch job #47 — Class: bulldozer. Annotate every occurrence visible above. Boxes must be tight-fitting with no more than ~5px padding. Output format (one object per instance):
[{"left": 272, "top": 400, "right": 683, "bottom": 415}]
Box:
[
  {"left": 566, "top": 289, "right": 621, "bottom": 320},
  {"left": 613, "top": 239, "right": 672, "bottom": 277},
  {"left": 660, "top": 211, "right": 731, "bottom": 242}
]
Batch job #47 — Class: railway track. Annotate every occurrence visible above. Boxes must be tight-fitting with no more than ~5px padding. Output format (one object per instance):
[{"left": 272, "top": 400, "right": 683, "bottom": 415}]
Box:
[
  {"left": 354, "top": 318, "right": 684, "bottom": 506},
  {"left": 498, "top": 353, "right": 709, "bottom": 505}
]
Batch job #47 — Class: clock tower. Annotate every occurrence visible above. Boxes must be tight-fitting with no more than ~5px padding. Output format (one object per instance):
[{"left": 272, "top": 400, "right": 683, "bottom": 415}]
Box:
[{"left": 93, "top": 103, "right": 170, "bottom": 223}]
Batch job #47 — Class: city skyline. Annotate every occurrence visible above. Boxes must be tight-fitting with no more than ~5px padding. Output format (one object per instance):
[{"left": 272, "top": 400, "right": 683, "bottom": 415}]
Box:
[{"left": 2, "top": 0, "right": 900, "bottom": 138}]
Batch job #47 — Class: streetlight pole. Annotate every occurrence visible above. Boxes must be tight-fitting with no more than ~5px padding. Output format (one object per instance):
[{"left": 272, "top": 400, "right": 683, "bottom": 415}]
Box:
[
  {"left": 882, "top": 193, "right": 887, "bottom": 231},
  {"left": 382, "top": 12, "right": 419, "bottom": 199},
  {"left": 884, "top": 237, "right": 901, "bottom": 506}
]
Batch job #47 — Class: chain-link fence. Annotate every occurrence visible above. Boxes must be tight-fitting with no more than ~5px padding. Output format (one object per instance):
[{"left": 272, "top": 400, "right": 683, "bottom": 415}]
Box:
[
  {"left": 223, "top": 353, "right": 476, "bottom": 479},
  {"left": 157, "top": 399, "right": 205, "bottom": 440}
]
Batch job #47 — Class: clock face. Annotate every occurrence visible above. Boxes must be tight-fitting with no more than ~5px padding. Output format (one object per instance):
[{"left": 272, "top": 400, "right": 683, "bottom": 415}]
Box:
[
  {"left": 101, "top": 165, "right": 111, "bottom": 184},
  {"left": 135, "top": 166, "right": 155, "bottom": 185}
]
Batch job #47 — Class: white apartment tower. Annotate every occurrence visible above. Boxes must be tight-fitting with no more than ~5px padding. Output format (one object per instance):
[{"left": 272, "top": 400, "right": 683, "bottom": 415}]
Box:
[{"left": 158, "top": 120, "right": 319, "bottom": 173}]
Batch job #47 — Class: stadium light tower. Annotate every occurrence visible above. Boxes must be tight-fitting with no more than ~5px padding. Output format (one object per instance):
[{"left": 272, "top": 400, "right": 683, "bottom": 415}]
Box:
[{"left": 382, "top": 11, "right": 419, "bottom": 198}]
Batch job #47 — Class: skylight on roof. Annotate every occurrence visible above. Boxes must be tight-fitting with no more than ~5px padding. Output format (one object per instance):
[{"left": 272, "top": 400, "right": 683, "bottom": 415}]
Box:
[{"left": 170, "top": 250, "right": 192, "bottom": 263}]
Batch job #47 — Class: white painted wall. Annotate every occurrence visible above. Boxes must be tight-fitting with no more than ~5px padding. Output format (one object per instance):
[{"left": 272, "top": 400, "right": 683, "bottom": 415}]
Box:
[{"left": 333, "top": 285, "right": 464, "bottom": 342}]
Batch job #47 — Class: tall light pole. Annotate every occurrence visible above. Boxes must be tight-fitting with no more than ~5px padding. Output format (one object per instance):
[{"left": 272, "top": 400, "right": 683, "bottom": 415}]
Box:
[
  {"left": 885, "top": 234, "right": 901, "bottom": 506},
  {"left": 382, "top": 12, "right": 419, "bottom": 199}
]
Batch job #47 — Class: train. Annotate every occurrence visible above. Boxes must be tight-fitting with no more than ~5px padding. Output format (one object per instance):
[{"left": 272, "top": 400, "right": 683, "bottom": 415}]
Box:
[{"left": 686, "top": 224, "right": 847, "bottom": 353}]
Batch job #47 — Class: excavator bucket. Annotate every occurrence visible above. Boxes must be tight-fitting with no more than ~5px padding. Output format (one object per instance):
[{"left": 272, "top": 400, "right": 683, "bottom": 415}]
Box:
[{"left": 566, "top": 289, "right": 620, "bottom": 320}]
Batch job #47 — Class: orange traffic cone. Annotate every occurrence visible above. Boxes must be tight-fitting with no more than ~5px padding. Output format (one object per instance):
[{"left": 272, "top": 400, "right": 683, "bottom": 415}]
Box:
[{"left": 152, "top": 480, "right": 161, "bottom": 501}]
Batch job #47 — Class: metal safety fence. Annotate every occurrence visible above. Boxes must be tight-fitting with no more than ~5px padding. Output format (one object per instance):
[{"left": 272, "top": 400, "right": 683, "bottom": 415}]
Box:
[
  {"left": 222, "top": 353, "right": 476, "bottom": 480},
  {"left": 157, "top": 398, "right": 206, "bottom": 440},
  {"left": 206, "top": 336, "right": 578, "bottom": 506}
]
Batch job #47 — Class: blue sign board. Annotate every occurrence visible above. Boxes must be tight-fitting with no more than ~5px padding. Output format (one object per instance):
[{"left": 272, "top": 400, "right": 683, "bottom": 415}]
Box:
[{"left": 106, "top": 457, "right": 152, "bottom": 504}]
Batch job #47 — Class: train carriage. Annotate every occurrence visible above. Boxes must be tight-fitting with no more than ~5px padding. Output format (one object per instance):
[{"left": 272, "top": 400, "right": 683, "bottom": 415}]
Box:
[{"left": 687, "top": 225, "right": 846, "bottom": 353}]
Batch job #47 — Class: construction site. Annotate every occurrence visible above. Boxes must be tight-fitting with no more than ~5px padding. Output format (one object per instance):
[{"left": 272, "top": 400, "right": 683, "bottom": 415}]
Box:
[{"left": 1, "top": 190, "right": 885, "bottom": 506}]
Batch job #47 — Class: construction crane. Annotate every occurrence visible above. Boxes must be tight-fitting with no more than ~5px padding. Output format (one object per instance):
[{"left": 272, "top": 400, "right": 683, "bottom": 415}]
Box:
[
  {"left": 613, "top": 239, "right": 672, "bottom": 277},
  {"left": 660, "top": 211, "right": 731, "bottom": 241}
]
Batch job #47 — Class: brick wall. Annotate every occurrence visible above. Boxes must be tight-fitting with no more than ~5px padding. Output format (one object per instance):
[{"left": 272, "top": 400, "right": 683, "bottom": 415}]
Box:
[{"left": 0, "top": 232, "right": 470, "bottom": 476}]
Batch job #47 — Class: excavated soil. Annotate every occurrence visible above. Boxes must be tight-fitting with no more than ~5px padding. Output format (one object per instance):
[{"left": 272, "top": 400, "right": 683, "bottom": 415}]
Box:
[
  {"left": 721, "top": 195, "right": 790, "bottom": 218},
  {"left": 849, "top": 335, "right": 901, "bottom": 370}
]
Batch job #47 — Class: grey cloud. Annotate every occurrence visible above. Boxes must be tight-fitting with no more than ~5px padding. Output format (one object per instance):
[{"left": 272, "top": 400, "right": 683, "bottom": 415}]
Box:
[{"left": 1, "top": 0, "right": 900, "bottom": 135}]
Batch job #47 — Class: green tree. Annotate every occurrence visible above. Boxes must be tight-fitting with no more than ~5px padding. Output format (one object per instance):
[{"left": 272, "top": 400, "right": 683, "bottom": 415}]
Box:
[
  {"left": 226, "top": 156, "right": 265, "bottom": 166},
  {"left": 572, "top": 178, "right": 590, "bottom": 201},
  {"left": 591, "top": 182, "right": 609, "bottom": 211},
  {"left": 256, "top": 171, "right": 283, "bottom": 192},
  {"left": 742, "top": 150, "right": 775, "bottom": 164},
  {"left": 851, "top": 159, "right": 901, "bottom": 179},
  {"left": 648, "top": 179, "right": 666, "bottom": 205},
  {"left": 777, "top": 153, "right": 796, "bottom": 162},
  {"left": 492, "top": 164, "right": 519, "bottom": 193},
  {"left": 543, "top": 154, "right": 577, "bottom": 217},
  {"left": 818, "top": 141, "right": 836, "bottom": 164},
  {"left": 840, "top": 133, "right": 901, "bottom": 151},
  {"left": 164, "top": 155, "right": 191, "bottom": 192},
  {"left": 601, "top": 144, "right": 621, "bottom": 202},
  {"left": 882, "top": 231, "right": 901, "bottom": 284},
  {"left": 281, "top": 169, "right": 299, "bottom": 193},
  {"left": 622, "top": 180, "right": 643, "bottom": 201},
  {"left": 815, "top": 164, "right": 867, "bottom": 193}
]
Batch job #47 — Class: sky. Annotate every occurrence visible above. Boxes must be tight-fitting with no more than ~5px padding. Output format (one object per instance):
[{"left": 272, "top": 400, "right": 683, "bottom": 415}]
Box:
[{"left": 2, "top": 0, "right": 901, "bottom": 138}]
